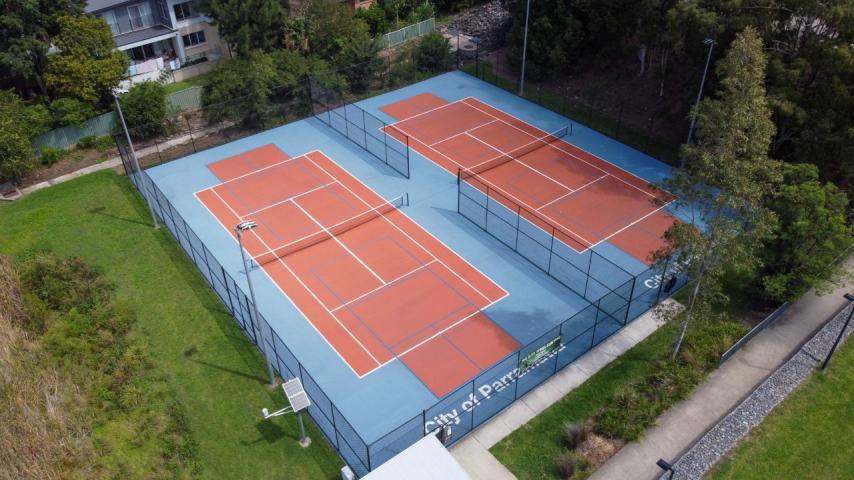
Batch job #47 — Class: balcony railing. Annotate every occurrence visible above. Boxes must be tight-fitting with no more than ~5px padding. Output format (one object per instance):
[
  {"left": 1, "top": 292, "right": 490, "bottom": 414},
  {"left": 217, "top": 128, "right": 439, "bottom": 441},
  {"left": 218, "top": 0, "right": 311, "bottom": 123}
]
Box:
[{"left": 107, "top": 13, "right": 169, "bottom": 36}]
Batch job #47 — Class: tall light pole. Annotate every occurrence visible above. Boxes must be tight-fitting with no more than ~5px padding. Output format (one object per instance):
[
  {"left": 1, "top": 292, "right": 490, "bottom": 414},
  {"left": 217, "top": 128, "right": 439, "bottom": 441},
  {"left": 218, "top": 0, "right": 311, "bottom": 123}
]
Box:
[
  {"left": 518, "top": 0, "right": 532, "bottom": 96},
  {"left": 683, "top": 38, "right": 717, "bottom": 165},
  {"left": 235, "top": 220, "right": 276, "bottom": 387},
  {"left": 114, "top": 92, "right": 159, "bottom": 229}
]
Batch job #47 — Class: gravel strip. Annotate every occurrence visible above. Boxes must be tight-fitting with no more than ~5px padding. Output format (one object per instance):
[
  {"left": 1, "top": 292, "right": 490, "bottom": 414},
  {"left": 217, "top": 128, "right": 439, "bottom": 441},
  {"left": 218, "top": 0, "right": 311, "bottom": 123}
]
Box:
[{"left": 662, "top": 303, "right": 853, "bottom": 479}]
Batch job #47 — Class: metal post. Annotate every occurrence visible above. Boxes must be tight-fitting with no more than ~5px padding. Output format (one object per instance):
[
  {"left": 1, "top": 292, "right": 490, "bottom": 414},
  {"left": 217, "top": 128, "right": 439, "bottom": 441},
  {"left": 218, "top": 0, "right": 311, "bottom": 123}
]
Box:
[
  {"left": 684, "top": 38, "right": 716, "bottom": 162},
  {"left": 114, "top": 93, "right": 159, "bottom": 229},
  {"left": 821, "top": 294, "right": 854, "bottom": 371},
  {"left": 519, "top": 0, "right": 531, "bottom": 96},
  {"left": 297, "top": 412, "right": 310, "bottom": 447},
  {"left": 235, "top": 225, "right": 276, "bottom": 387}
]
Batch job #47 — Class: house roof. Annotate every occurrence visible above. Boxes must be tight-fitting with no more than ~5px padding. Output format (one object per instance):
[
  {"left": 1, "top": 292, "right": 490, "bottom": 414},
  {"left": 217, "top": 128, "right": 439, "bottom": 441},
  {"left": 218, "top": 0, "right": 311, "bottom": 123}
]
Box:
[{"left": 85, "top": 0, "right": 134, "bottom": 13}]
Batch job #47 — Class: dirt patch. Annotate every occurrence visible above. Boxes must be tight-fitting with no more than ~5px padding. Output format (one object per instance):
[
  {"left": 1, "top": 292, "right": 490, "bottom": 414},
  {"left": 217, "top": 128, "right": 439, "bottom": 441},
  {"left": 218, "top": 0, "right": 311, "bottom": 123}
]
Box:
[
  {"left": 578, "top": 433, "right": 625, "bottom": 467},
  {"left": 21, "top": 146, "right": 119, "bottom": 188}
]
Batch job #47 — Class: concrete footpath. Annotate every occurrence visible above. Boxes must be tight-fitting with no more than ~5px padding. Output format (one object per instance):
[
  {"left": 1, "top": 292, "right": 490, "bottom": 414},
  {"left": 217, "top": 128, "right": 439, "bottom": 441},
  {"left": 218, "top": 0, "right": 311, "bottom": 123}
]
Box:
[
  {"left": 591, "top": 256, "right": 853, "bottom": 480},
  {"left": 450, "top": 299, "right": 679, "bottom": 480}
]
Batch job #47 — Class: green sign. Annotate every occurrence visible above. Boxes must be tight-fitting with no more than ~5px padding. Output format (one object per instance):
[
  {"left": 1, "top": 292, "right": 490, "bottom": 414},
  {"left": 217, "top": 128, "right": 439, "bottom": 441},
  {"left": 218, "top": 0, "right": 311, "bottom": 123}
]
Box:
[{"left": 519, "top": 336, "right": 561, "bottom": 373}]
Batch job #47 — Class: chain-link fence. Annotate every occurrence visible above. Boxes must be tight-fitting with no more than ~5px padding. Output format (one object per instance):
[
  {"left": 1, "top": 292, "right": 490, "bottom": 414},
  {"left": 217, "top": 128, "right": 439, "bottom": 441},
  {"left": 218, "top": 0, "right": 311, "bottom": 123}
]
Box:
[{"left": 458, "top": 43, "right": 684, "bottom": 166}]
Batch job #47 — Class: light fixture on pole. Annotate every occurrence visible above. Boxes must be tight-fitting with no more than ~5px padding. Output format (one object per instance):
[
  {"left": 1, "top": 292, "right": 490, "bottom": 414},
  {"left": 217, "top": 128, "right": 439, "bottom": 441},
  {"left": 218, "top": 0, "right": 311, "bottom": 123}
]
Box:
[
  {"left": 518, "top": 0, "right": 532, "bottom": 96},
  {"left": 683, "top": 38, "right": 717, "bottom": 165},
  {"left": 262, "top": 378, "right": 312, "bottom": 448},
  {"left": 235, "top": 220, "right": 276, "bottom": 387},
  {"left": 821, "top": 293, "right": 854, "bottom": 371},
  {"left": 113, "top": 91, "right": 159, "bottom": 229},
  {"left": 656, "top": 458, "right": 676, "bottom": 479}
]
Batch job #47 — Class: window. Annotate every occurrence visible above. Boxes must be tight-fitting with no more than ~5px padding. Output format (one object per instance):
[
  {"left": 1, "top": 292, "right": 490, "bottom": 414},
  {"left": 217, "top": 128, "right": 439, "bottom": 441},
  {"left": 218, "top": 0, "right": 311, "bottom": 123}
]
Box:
[
  {"left": 182, "top": 30, "right": 206, "bottom": 47},
  {"left": 128, "top": 43, "right": 156, "bottom": 62},
  {"left": 127, "top": 3, "right": 152, "bottom": 30},
  {"left": 173, "top": 2, "right": 194, "bottom": 21}
]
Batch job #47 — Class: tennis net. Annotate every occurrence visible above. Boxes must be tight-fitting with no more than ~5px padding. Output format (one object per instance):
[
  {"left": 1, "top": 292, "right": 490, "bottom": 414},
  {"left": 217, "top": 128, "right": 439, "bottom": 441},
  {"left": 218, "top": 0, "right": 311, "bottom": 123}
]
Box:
[
  {"left": 252, "top": 194, "right": 407, "bottom": 266},
  {"left": 459, "top": 125, "right": 570, "bottom": 181}
]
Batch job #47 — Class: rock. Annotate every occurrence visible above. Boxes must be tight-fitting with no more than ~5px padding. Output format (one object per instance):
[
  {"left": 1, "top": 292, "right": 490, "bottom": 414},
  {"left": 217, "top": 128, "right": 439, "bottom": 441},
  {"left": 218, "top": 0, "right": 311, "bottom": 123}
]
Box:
[{"left": 440, "top": 0, "right": 512, "bottom": 51}]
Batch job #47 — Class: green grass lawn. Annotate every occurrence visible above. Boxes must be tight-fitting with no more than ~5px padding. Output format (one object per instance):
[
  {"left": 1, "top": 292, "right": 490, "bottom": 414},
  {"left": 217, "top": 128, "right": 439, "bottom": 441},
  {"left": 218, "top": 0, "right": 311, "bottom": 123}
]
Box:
[
  {"left": 0, "top": 170, "right": 343, "bottom": 479},
  {"left": 490, "top": 322, "right": 678, "bottom": 479},
  {"left": 708, "top": 336, "right": 854, "bottom": 480},
  {"left": 164, "top": 75, "right": 208, "bottom": 95}
]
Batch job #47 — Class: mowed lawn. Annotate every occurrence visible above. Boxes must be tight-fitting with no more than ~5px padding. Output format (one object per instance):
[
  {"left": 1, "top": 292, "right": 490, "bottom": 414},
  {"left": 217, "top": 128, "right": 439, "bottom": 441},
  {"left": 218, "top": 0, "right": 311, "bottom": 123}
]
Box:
[
  {"left": 709, "top": 335, "right": 854, "bottom": 480},
  {"left": 0, "top": 170, "right": 343, "bottom": 479}
]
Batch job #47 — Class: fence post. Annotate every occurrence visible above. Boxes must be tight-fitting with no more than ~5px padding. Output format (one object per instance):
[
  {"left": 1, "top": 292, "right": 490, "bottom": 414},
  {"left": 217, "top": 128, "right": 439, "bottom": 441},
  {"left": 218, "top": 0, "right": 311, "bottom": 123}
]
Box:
[
  {"left": 624, "top": 278, "right": 636, "bottom": 324},
  {"left": 656, "top": 256, "right": 671, "bottom": 303},
  {"left": 222, "top": 266, "right": 236, "bottom": 315},
  {"left": 514, "top": 205, "right": 521, "bottom": 250},
  {"left": 361, "top": 109, "right": 368, "bottom": 148},
  {"left": 484, "top": 186, "right": 490, "bottom": 229}
]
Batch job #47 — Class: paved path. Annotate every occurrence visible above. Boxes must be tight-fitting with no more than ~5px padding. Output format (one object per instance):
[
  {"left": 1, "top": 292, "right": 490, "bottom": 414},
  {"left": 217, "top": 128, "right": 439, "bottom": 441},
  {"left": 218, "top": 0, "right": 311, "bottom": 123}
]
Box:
[
  {"left": 591, "top": 256, "right": 853, "bottom": 480},
  {"left": 450, "top": 299, "right": 679, "bottom": 479}
]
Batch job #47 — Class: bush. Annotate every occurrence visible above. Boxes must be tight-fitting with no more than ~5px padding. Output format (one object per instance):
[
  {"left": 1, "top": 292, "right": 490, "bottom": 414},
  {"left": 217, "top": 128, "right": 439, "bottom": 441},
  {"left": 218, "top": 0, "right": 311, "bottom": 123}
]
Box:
[
  {"left": 414, "top": 31, "right": 452, "bottom": 72},
  {"left": 49, "top": 97, "right": 99, "bottom": 128},
  {"left": 564, "top": 422, "right": 590, "bottom": 450},
  {"left": 557, "top": 450, "right": 578, "bottom": 479},
  {"left": 119, "top": 81, "right": 168, "bottom": 140},
  {"left": 77, "top": 135, "right": 115, "bottom": 152},
  {"left": 39, "top": 146, "right": 65, "bottom": 166}
]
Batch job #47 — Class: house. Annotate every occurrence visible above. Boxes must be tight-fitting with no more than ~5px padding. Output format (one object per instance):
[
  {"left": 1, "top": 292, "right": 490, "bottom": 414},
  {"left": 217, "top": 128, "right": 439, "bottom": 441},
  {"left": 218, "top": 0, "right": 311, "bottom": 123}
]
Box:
[{"left": 85, "top": 0, "right": 226, "bottom": 86}]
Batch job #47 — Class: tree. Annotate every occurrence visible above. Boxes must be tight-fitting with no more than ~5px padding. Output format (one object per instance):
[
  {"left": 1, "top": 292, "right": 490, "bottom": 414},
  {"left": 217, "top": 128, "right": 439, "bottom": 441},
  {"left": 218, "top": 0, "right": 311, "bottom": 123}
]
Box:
[
  {"left": 301, "top": 0, "right": 371, "bottom": 63},
  {"left": 0, "top": 0, "right": 85, "bottom": 97},
  {"left": 119, "top": 82, "right": 168, "bottom": 140},
  {"left": 195, "top": 0, "right": 289, "bottom": 57},
  {"left": 414, "top": 31, "right": 451, "bottom": 72},
  {"left": 202, "top": 52, "right": 278, "bottom": 124},
  {"left": 49, "top": 97, "right": 98, "bottom": 128},
  {"left": 655, "top": 27, "right": 781, "bottom": 358},
  {"left": 338, "top": 37, "right": 383, "bottom": 92},
  {"left": 760, "top": 163, "right": 852, "bottom": 302},
  {"left": 0, "top": 90, "right": 49, "bottom": 182},
  {"left": 44, "top": 16, "right": 128, "bottom": 107}
]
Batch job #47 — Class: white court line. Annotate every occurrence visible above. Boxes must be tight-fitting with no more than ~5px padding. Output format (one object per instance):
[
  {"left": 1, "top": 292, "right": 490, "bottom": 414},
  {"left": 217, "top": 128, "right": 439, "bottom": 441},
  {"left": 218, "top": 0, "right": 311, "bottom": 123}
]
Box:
[
  {"left": 244, "top": 181, "right": 337, "bottom": 217},
  {"left": 205, "top": 187, "right": 385, "bottom": 372},
  {"left": 385, "top": 98, "right": 469, "bottom": 127},
  {"left": 460, "top": 97, "right": 665, "bottom": 200},
  {"left": 331, "top": 260, "right": 438, "bottom": 313},
  {"left": 303, "top": 152, "right": 504, "bottom": 305},
  {"left": 290, "top": 192, "right": 387, "bottom": 286},
  {"left": 536, "top": 175, "right": 608, "bottom": 211},
  {"left": 428, "top": 119, "right": 499, "bottom": 147},
  {"left": 464, "top": 132, "right": 571, "bottom": 191},
  {"left": 251, "top": 195, "right": 404, "bottom": 263},
  {"left": 194, "top": 151, "right": 304, "bottom": 194}
]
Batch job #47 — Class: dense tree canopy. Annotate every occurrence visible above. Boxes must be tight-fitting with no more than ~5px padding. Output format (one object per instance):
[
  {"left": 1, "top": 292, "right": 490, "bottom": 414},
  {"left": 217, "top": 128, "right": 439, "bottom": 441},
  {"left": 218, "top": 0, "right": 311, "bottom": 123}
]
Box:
[
  {"left": 44, "top": 15, "right": 128, "bottom": 107},
  {"left": 196, "top": 0, "right": 290, "bottom": 57},
  {"left": 0, "top": 0, "right": 85, "bottom": 97}
]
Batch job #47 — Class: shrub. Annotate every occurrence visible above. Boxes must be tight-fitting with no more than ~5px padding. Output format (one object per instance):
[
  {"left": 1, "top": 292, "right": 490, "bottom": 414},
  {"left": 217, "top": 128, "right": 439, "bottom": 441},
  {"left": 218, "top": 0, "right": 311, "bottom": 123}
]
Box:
[
  {"left": 119, "top": 81, "right": 168, "bottom": 140},
  {"left": 556, "top": 450, "right": 578, "bottom": 479},
  {"left": 597, "top": 389, "right": 660, "bottom": 441},
  {"left": 389, "top": 57, "right": 419, "bottom": 86},
  {"left": 414, "top": 31, "right": 452, "bottom": 72},
  {"left": 39, "top": 146, "right": 65, "bottom": 166},
  {"left": 49, "top": 97, "right": 99, "bottom": 128},
  {"left": 564, "top": 422, "right": 590, "bottom": 450}
]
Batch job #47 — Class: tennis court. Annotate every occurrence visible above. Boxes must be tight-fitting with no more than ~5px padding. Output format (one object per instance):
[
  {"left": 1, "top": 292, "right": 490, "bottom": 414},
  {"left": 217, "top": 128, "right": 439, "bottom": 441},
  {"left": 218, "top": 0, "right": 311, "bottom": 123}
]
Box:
[
  {"left": 382, "top": 93, "right": 677, "bottom": 264},
  {"left": 138, "top": 71, "right": 688, "bottom": 475},
  {"left": 195, "top": 145, "right": 517, "bottom": 396}
]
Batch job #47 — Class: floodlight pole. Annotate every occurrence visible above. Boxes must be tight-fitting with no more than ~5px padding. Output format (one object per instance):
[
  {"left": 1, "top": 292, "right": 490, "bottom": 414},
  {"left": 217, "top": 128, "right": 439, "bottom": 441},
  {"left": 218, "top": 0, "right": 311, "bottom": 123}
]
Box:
[
  {"left": 235, "top": 221, "right": 276, "bottom": 387},
  {"left": 518, "top": 0, "right": 532, "bottom": 96},
  {"left": 114, "top": 92, "right": 159, "bottom": 229},
  {"left": 683, "top": 38, "right": 716, "bottom": 165},
  {"left": 821, "top": 293, "right": 854, "bottom": 371}
]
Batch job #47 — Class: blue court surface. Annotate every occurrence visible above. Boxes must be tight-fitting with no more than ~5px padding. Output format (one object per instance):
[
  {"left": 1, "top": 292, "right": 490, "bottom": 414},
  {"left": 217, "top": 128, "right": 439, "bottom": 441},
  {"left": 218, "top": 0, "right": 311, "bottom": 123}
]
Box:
[{"left": 145, "top": 71, "right": 686, "bottom": 466}]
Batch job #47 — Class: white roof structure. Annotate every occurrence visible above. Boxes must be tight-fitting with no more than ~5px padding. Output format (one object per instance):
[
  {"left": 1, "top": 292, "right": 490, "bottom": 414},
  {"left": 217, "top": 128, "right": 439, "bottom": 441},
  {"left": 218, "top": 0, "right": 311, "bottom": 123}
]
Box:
[{"left": 362, "top": 434, "right": 471, "bottom": 480}]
